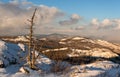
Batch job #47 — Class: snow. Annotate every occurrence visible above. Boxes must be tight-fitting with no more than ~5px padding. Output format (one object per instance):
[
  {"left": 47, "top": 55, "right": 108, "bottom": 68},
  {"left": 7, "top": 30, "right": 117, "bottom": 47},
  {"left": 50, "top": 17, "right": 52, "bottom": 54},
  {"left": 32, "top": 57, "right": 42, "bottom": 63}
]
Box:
[
  {"left": 0, "top": 40, "right": 7, "bottom": 53},
  {"left": 14, "top": 36, "right": 28, "bottom": 42},
  {"left": 96, "top": 39, "right": 120, "bottom": 50},
  {"left": 19, "top": 67, "right": 28, "bottom": 74},
  {"left": 72, "top": 37, "right": 84, "bottom": 40},
  {"left": 36, "top": 55, "right": 52, "bottom": 64},
  {"left": 42, "top": 47, "right": 68, "bottom": 53},
  {"left": 61, "top": 38, "right": 67, "bottom": 41},
  {"left": 68, "top": 48, "right": 118, "bottom": 58},
  {"left": 80, "top": 39, "right": 95, "bottom": 43},
  {"left": 53, "top": 47, "right": 68, "bottom": 51},
  {"left": 18, "top": 43, "right": 25, "bottom": 51},
  {"left": 40, "top": 38, "right": 47, "bottom": 41},
  {"left": 59, "top": 47, "right": 68, "bottom": 50},
  {"left": 59, "top": 41, "right": 66, "bottom": 44},
  {"left": 2, "top": 36, "right": 29, "bottom": 42},
  {"left": 42, "top": 49, "right": 50, "bottom": 53}
]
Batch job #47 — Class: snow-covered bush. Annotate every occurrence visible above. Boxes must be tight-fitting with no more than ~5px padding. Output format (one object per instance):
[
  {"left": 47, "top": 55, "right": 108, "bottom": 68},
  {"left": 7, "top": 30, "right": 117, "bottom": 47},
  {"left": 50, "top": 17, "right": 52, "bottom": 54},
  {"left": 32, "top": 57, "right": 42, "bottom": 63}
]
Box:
[{"left": 0, "top": 40, "right": 27, "bottom": 67}]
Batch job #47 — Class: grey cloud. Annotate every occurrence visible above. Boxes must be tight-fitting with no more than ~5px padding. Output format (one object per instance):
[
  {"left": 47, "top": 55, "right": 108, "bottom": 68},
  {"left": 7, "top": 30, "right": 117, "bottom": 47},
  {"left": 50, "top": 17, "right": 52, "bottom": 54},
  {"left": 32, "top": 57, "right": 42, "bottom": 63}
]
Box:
[
  {"left": 59, "top": 14, "right": 81, "bottom": 25},
  {"left": 75, "top": 26, "right": 84, "bottom": 30}
]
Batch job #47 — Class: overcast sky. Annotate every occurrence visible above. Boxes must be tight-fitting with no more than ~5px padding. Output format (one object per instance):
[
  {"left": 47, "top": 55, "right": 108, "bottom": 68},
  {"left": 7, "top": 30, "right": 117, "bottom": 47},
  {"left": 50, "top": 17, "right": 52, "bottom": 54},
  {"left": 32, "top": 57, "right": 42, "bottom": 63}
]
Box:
[{"left": 0, "top": 0, "right": 120, "bottom": 42}]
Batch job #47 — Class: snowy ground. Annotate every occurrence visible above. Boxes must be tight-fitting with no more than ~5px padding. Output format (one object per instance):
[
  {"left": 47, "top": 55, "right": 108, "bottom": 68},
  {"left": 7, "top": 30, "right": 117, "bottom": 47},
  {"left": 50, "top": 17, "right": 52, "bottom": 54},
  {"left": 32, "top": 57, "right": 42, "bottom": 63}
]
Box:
[
  {"left": 0, "top": 60, "right": 120, "bottom": 77},
  {"left": 69, "top": 61, "right": 120, "bottom": 77}
]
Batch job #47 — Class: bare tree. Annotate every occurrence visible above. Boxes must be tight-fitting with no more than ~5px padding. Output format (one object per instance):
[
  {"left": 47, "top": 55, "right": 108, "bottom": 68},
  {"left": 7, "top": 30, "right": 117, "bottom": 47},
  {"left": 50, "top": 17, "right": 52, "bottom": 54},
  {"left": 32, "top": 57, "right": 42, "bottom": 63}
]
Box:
[{"left": 27, "top": 8, "right": 37, "bottom": 69}]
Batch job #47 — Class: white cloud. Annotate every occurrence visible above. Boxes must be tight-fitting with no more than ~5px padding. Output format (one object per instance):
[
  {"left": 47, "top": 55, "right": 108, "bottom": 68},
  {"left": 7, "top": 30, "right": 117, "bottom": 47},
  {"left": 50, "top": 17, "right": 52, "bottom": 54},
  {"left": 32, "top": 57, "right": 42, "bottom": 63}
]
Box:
[
  {"left": 101, "top": 19, "right": 112, "bottom": 27},
  {"left": 113, "top": 19, "right": 120, "bottom": 30},
  {"left": 0, "top": 1, "right": 64, "bottom": 35},
  {"left": 71, "top": 14, "right": 80, "bottom": 20},
  {"left": 91, "top": 18, "right": 99, "bottom": 26},
  {"left": 90, "top": 18, "right": 119, "bottom": 30}
]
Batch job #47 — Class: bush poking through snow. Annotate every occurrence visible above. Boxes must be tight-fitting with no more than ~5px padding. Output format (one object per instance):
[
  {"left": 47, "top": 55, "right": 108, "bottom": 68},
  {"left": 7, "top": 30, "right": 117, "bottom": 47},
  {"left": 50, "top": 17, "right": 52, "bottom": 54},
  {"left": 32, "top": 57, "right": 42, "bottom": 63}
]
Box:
[
  {"left": 0, "top": 60, "right": 4, "bottom": 68},
  {"left": 50, "top": 61, "right": 71, "bottom": 74}
]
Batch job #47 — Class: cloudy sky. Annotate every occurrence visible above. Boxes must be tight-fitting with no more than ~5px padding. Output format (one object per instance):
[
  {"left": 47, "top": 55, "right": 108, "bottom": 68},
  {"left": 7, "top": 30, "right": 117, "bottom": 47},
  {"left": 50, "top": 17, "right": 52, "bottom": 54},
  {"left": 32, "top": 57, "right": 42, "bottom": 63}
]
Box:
[{"left": 1, "top": 0, "right": 120, "bottom": 42}]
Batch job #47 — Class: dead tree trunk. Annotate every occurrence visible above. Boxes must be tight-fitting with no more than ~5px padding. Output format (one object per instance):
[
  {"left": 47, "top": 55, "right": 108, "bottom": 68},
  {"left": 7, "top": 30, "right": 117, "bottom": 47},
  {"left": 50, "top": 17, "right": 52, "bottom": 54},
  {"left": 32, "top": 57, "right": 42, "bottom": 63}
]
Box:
[{"left": 27, "top": 8, "right": 37, "bottom": 69}]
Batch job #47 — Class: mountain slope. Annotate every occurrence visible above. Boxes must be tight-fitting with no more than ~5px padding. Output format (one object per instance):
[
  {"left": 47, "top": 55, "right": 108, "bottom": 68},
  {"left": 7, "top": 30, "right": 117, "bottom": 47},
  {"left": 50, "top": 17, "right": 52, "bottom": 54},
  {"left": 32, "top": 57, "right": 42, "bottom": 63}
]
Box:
[
  {"left": 0, "top": 36, "right": 120, "bottom": 77},
  {"left": 42, "top": 36, "right": 120, "bottom": 64}
]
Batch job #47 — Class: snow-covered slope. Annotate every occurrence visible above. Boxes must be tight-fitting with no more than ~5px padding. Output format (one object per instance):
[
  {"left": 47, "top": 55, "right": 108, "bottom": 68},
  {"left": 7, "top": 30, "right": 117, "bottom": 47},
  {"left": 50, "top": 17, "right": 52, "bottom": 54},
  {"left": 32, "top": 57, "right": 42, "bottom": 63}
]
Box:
[
  {"left": 67, "top": 48, "right": 119, "bottom": 59},
  {"left": 0, "top": 40, "right": 55, "bottom": 77},
  {"left": 69, "top": 60, "right": 120, "bottom": 77}
]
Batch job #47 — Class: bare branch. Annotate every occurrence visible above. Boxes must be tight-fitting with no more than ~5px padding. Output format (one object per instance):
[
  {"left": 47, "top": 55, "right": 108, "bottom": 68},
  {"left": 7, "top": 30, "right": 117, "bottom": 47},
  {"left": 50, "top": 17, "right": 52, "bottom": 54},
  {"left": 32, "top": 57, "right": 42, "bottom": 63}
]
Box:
[{"left": 27, "top": 8, "right": 37, "bottom": 69}]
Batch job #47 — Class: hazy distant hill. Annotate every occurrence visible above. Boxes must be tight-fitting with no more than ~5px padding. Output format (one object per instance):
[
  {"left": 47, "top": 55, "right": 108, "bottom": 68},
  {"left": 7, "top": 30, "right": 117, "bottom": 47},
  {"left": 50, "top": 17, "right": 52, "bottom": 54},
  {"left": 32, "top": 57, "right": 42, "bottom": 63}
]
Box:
[{"left": 35, "top": 33, "right": 69, "bottom": 40}]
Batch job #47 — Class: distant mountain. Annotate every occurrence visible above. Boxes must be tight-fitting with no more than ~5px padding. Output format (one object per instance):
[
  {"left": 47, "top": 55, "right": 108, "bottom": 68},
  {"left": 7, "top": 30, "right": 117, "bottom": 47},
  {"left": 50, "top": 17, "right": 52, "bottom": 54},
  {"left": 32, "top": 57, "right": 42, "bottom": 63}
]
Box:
[{"left": 35, "top": 33, "right": 69, "bottom": 40}]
